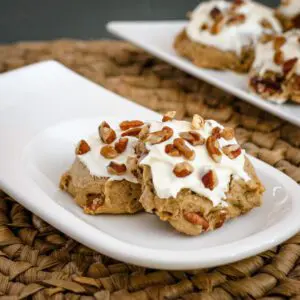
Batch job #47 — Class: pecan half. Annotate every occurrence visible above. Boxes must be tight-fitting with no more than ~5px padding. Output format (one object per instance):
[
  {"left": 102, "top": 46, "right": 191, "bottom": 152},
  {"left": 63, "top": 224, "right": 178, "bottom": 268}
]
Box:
[
  {"left": 100, "top": 145, "right": 118, "bottom": 159},
  {"left": 114, "top": 137, "right": 128, "bottom": 154},
  {"left": 221, "top": 127, "right": 235, "bottom": 140},
  {"left": 173, "top": 162, "right": 194, "bottom": 178},
  {"left": 211, "top": 127, "right": 221, "bottom": 138},
  {"left": 179, "top": 131, "right": 205, "bottom": 146},
  {"left": 173, "top": 138, "right": 195, "bottom": 160},
  {"left": 222, "top": 144, "right": 242, "bottom": 159},
  {"left": 183, "top": 212, "right": 209, "bottom": 230},
  {"left": 206, "top": 136, "right": 222, "bottom": 162},
  {"left": 165, "top": 144, "right": 181, "bottom": 157},
  {"left": 121, "top": 127, "right": 142, "bottom": 137},
  {"left": 162, "top": 111, "right": 176, "bottom": 122},
  {"left": 274, "top": 50, "right": 284, "bottom": 65},
  {"left": 75, "top": 140, "right": 91, "bottom": 155},
  {"left": 202, "top": 169, "right": 218, "bottom": 190},
  {"left": 146, "top": 126, "right": 173, "bottom": 145},
  {"left": 191, "top": 114, "right": 205, "bottom": 129},
  {"left": 99, "top": 121, "right": 117, "bottom": 144},
  {"left": 283, "top": 58, "right": 298, "bottom": 75},
  {"left": 119, "top": 120, "right": 144, "bottom": 131},
  {"left": 273, "top": 36, "right": 286, "bottom": 51},
  {"left": 107, "top": 161, "right": 127, "bottom": 175}
]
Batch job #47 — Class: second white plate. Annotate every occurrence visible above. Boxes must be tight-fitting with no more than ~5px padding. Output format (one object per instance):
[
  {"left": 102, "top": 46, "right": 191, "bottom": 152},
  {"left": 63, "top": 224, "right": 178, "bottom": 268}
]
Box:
[{"left": 107, "top": 21, "right": 300, "bottom": 127}]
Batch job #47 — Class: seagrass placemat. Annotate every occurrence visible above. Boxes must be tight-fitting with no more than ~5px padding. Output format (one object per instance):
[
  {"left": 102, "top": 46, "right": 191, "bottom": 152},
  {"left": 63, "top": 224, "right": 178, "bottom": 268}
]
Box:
[{"left": 0, "top": 40, "right": 300, "bottom": 299}]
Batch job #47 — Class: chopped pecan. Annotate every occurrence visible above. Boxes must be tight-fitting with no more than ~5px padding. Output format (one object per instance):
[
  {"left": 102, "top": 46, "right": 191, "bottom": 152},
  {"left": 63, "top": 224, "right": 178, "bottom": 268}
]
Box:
[
  {"left": 138, "top": 125, "right": 150, "bottom": 140},
  {"left": 76, "top": 140, "right": 91, "bottom": 155},
  {"left": 119, "top": 120, "right": 144, "bottom": 131},
  {"left": 260, "top": 19, "right": 273, "bottom": 30},
  {"left": 121, "top": 127, "right": 142, "bottom": 137},
  {"left": 273, "top": 36, "right": 286, "bottom": 51},
  {"left": 173, "top": 138, "right": 195, "bottom": 160},
  {"left": 201, "top": 23, "right": 208, "bottom": 31},
  {"left": 191, "top": 114, "right": 205, "bottom": 129},
  {"left": 210, "top": 7, "right": 222, "bottom": 21},
  {"left": 99, "top": 121, "right": 117, "bottom": 144},
  {"left": 173, "top": 162, "right": 194, "bottom": 178},
  {"left": 227, "top": 14, "right": 246, "bottom": 26},
  {"left": 210, "top": 18, "right": 224, "bottom": 35},
  {"left": 283, "top": 58, "right": 298, "bottom": 75},
  {"left": 202, "top": 169, "right": 218, "bottom": 190},
  {"left": 222, "top": 144, "right": 242, "bottom": 159},
  {"left": 206, "top": 136, "right": 222, "bottom": 162},
  {"left": 126, "top": 156, "right": 139, "bottom": 177},
  {"left": 146, "top": 126, "right": 173, "bottom": 145},
  {"left": 86, "top": 195, "right": 104, "bottom": 211},
  {"left": 165, "top": 144, "right": 181, "bottom": 157},
  {"left": 114, "top": 137, "right": 128, "bottom": 154},
  {"left": 107, "top": 161, "right": 127, "bottom": 175},
  {"left": 221, "top": 127, "right": 235, "bottom": 140},
  {"left": 183, "top": 212, "right": 209, "bottom": 230},
  {"left": 179, "top": 131, "right": 205, "bottom": 146},
  {"left": 274, "top": 50, "right": 284, "bottom": 65},
  {"left": 100, "top": 145, "right": 118, "bottom": 159},
  {"left": 135, "top": 141, "right": 149, "bottom": 158},
  {"left": 162, "top": 111, "right": 176, "bottom": 122},
  {"left": 211, "top": 127, "right": 221, "bottom": 138}
]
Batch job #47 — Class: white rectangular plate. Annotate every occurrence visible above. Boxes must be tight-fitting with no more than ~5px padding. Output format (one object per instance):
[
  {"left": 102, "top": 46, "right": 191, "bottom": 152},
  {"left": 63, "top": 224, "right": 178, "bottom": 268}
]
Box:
[
  {"left": 1, "top": 61, "right": 300, "bottom": 270},
  {"left": 107, "top": 21, "right": 300, "bottom": 127}
]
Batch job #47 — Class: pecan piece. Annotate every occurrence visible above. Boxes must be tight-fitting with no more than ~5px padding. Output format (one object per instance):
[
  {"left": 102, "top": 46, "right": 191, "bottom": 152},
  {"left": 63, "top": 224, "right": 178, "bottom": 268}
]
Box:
[
  {"left": 260, "top": 18, "right": 273, "bottom": 30},
  {"left": 274, "top": 50, "right": 284, "bottom": 65},
  {"left": 173, "top": 138, "right": 195, "bottom": 160},
  {"left": 146, "top": 126, "right": 173, "bottom": 145},
  {"left": 210, "top": 7, "right": 222, "bottom": 21},
  {"left": 114, "top": 137, "right": 128, "bottom": 154},
  {"left": 107, "top": 161, "right": 127, "bottom": 175},
  {"left": 100, "top": 145, "right": 118, "bottom": 159},
  {"left": 165, "top": 144, "right": 181, "bottom": 157},
  {"left": 173, "top": 162, "right": 194, "bottom": 178},
  {"left": 227, "top": 14, "right": 246, "bottom": 26},
  {"left": 138, "top": 125, "right": 150, "bottom": 140},
  {"left": 202, "top": 169, "right": 218, "bottom": 190},
  {"left": 206, "top": 136, "right": 222, "bottom": 162},
  {"left": 135, "top": 141, "right": 149, "bottom": 158},
  {"left": 179, "top": 131, "right": 205, "bottom": 146},
  {"left": 211, "top": 127, "right": 221, "bottom": 138},
  {"left": 221, "top": 127, "right": 235, "bottom": 140},
  {"left": 191, "top": 114, "right": 205, "bottom": 129},
  {"left": 183, "top": 212, "right": 209, "bottom": 230},
  {"left": 222, "top": 144, "right": 242, "bottom": 159},
  {"left": 273, "top": 36, "right": 286, "bottom": 51},
  {"left": 162, "top": 111, "right": 176, "bottom": 122},
  {"left": 99, "top": 121, "right": 117, "bottom": 144},
  {"left": 283, "top": 58, "right": 298, "bottom": 75},
  {"left": 201, "top": 23, "right": 208, "bottom": 30},
  {"left": 210, "top": 18, "right": 224, "bottom": 35},
  {"left": 215, "top": 210, "right": 227, "bottom": 229},
  {"left": 75, "top": 140, "right": 91, "bottom": 155},
  {"left": 119, "top": 120, "right": 144, "bottom": 131},
  {"left": 121, "top": 127, "right": 142, "bottom": 137}
]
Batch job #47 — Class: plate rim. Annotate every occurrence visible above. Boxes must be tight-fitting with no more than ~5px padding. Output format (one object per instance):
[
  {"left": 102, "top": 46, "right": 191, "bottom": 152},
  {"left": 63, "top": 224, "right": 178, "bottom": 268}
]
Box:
[{"left": 0, "top": 60, "right": 300, "bottom": 270}]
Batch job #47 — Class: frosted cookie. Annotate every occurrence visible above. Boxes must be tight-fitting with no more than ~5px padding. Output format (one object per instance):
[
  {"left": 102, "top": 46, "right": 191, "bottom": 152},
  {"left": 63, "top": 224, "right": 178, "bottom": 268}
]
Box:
[
  {"left": 138, "top": 113, "right": 264, "bottom": 236},
  {"left": 249, "top": 30, "right": 300, "bottom": 104},
  {"left": 276, "top": 0, "right": 300, "bottom": 31},
  {"left": 174, "top": 0, "right": 282, "bottom": 73},
  {"left": 60, "top": 120, "right": 143, "bottom": 214}
]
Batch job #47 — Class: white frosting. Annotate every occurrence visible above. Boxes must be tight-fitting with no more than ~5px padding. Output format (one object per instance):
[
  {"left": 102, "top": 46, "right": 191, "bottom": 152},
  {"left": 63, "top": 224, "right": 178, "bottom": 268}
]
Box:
[
  {"left": 140, "top": 119, "right": 250, "bottom": 207},
  {"left": 186, "top": 0, "right": 282, "bottom": 55},
  {"left": 278, "top": 0, "right": 300, "bottom": 18},
  {"left": 77, "top": 127, "right": 138, "bottom": 184}
]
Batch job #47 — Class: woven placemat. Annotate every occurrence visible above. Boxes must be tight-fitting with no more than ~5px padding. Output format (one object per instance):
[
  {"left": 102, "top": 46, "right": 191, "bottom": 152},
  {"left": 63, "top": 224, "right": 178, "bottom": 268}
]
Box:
[{"left": 0, "top": 40, "right": 300, "bottom": 299}]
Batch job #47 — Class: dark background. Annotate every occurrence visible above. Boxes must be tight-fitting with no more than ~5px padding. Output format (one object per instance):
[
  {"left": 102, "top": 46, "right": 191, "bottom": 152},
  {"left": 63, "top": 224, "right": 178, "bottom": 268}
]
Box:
[{"left": 0, "top": 0, "right": 279, "bottom": 43}]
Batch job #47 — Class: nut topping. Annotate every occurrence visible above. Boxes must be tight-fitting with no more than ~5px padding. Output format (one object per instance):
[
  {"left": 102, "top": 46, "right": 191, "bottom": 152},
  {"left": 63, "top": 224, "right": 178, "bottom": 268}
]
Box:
[
  {"left": 206, "top": 136, "right": 222, "bottom": 162},
  {"left": 100, "top": 145, "right": 118, "bottom": 159},
  {"left": 138, "top": 125, "right": 150, "bottom": 140},
  {"left": 173, "top": 138, "right": 195, "bottom": 160},
  {"left": 162, "top": 111, "right": 176, "bottom": 122},
  {"left": 119, "top": 120, "right": 144, "bottom": 131},
  {"left": 221, "top": 127, "right": 235, "bottom": 140},
  {"left": 210, "top": 18, "right": 224, "bottom": 35},
  {"left": 202, "top": 169, "right": 218, "bottom": 190},
  {"left": 222, "top": 144, "right": 242, "bottom": 159},
  {"left": 260, "top": 19, "right": 273, "bottom": 30},
  {"left": 273, "top": 36, "right": 286, "bottom": 51},
  {"left": 121, "top": 127, "right": 142, "bottom": 137},
  {"left": 283, "top": 58, "right": 298, "bottom": 75},
  {"left": 179, "top": 131, "right": 205, "bottom": 146},
  {"left": 165, "top": 144, "right": 181, "bottom": 157},
  {"left": 107, "top": 161, "right": 127, "bottom": 175},
  {"left": 227, "top": 14, "right": 246, "bottom": 26},
  {"left": 191, "top": 114, "right": 205, "bottom": 129},
  {"left": 99, "top": 121, "right": 117, "bottom": 144},
  {"left": 134, "top": 141, "right": 149, "bottom": 158},
  {"left": 146, "top": 126, "right": 173, "bottom": 145},
  {"left": 211, "top": 127, "right": 221, "bottom": 138},
  {"left": 114, "top": 137, "right": 128, "bottom": 154},
  {"left": 274, "top": 50, "right": 284, "bottom": 65},
  {"left": 76, "top": 140, "right": 91, "bottom": 155},
  {"left": 210, "top": 7, "right": 222, "bottom": 21},
  {"left": 183, "top": 212, "right": 209, "bottom": 230},
  {"left": 173, "top": 162, "right": 194, "bottom": 178}
]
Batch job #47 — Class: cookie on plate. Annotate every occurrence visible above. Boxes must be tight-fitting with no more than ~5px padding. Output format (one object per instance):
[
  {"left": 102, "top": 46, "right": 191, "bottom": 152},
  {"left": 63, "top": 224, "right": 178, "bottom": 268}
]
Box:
[
  {"left": 60, "top": 120, "right": 143, "bottom": 214},
  {"left": 174, "top": 0, "right": 282, "bottom": 73},
  {"left": 276, "top": 0, "right": 300, "bottom": 31},
  {"left": 249, "top": 29, "right": 300, "bottom": 104},
  {"left": 138, "top": 113, "right": 265, "bottom": 236}
]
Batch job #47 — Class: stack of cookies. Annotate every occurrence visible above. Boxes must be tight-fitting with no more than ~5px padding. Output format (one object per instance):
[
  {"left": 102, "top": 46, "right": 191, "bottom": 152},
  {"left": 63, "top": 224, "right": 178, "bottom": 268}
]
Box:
[
  {"left": 174, "top": 0, "right": 300, "bottom": 104},
  {"left": 60, "top": 112, "right": 264, "bottom": 235}
]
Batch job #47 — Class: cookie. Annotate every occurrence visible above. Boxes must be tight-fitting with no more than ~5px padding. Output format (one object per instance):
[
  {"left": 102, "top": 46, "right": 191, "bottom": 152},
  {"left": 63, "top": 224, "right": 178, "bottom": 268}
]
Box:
[
  {"left": 276, "top": 0, "right": 300, "bottom": 31},
  {"left": 137, "top": 113, "right": 265, "bottom": 235},
  {"left": 174, "top": 0, "right": 282, "bottom": 73},
  {"left": 249, "top": 30, "right": 300, "bottom": 104}
]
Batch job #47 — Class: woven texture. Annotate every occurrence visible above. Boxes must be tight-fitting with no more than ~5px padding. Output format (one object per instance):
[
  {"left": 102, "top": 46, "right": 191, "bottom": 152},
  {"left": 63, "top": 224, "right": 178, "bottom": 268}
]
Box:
[{"left": 0, "top": 39, "right": 300, "bottom": 299}]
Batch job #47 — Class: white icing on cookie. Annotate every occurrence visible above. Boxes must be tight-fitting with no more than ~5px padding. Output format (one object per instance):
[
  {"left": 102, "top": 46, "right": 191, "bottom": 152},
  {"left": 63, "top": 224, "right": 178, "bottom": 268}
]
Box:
[
  {"left": 140, "top": 119, "right": 250, "bottom": 207},
  {"left": 186, "top": 0, "right": 282, "bottom": 55},
  {"left": 278, "top": 0, "right": 300, "bottom": 18}
]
